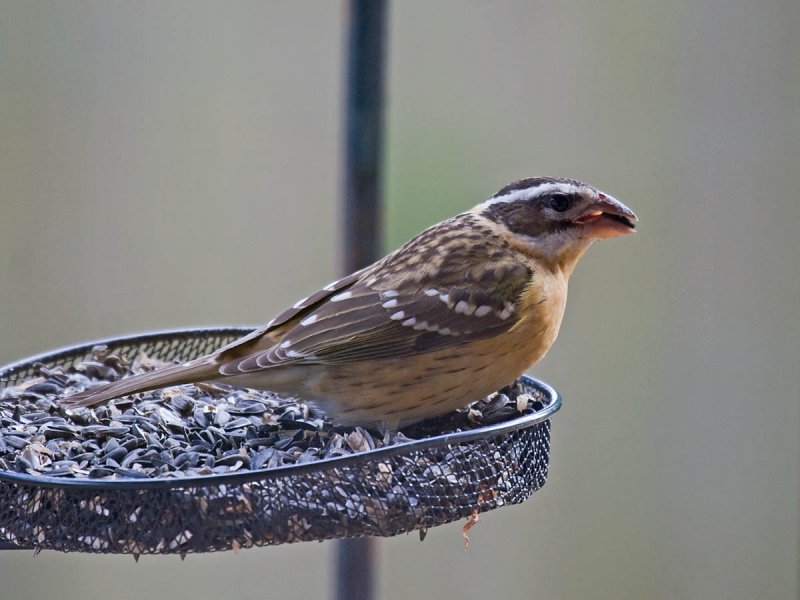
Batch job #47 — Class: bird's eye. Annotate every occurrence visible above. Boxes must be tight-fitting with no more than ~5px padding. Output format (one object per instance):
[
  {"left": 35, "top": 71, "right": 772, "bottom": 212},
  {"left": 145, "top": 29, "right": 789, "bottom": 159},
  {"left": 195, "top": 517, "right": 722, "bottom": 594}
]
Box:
[{"left": 548, "top": 193, "right": 573, "bottom": 212}]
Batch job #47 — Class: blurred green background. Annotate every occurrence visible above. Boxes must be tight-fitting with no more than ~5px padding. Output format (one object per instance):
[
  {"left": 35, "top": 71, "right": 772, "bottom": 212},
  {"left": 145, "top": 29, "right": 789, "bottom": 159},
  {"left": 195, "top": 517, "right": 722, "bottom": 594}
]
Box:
[{"left": 1, "top": 1, "right": 798, "bottom": 599}]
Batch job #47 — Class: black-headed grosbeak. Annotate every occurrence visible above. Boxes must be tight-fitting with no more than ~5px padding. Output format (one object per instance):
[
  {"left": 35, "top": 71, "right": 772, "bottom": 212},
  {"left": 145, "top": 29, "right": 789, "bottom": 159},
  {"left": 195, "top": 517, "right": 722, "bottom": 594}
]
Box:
[{"left": 63, "top": 177, "right": 637, "bottom": 428}]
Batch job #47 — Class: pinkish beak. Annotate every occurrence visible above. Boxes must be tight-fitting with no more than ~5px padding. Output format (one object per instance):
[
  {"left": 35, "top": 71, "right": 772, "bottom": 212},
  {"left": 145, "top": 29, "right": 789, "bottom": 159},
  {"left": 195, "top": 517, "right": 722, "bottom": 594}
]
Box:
[{"left": 574, "top": 194, "right": 638, "bottom": 239}]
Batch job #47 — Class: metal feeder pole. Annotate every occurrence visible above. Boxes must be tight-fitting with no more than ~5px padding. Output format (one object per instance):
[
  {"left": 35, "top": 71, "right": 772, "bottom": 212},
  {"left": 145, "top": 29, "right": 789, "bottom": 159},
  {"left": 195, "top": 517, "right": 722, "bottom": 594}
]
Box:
[{"left": 336, "top": 1, "right": 388, "bottom": 600}]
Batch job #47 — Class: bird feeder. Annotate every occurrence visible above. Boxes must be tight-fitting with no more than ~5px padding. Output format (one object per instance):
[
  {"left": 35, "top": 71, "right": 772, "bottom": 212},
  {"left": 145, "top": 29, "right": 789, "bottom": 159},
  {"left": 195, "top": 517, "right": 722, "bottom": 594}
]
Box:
[{"left": 0, "top": 327, "right": 560, "bottom": 554}]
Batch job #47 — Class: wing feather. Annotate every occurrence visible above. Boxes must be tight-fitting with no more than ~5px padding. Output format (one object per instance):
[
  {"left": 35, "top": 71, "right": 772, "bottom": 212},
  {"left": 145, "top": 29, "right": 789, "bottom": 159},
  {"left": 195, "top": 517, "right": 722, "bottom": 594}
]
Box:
[{"left": 221, "top": 251, "right": 532, "bottom": 374}]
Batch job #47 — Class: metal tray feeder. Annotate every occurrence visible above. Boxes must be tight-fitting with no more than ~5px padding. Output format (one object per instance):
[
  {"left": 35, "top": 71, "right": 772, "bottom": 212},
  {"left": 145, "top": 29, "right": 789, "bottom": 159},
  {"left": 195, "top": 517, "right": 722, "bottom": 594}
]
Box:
[{"left": 0, "top": 328, "right": 560, "bottom": 555}]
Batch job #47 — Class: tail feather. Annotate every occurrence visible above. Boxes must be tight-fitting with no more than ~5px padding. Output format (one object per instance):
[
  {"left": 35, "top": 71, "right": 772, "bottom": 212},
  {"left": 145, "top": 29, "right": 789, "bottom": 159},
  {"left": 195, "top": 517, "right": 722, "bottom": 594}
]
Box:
[{"left": 62, "top": 359, "right": 221, "bottom": 408}]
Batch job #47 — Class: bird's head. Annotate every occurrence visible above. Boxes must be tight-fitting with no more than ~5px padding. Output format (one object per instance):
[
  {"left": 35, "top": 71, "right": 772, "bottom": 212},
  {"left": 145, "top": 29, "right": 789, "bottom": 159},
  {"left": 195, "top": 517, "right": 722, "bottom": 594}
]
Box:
[{"left": 476, "top": 177, "right": 638, "bottom": 274}]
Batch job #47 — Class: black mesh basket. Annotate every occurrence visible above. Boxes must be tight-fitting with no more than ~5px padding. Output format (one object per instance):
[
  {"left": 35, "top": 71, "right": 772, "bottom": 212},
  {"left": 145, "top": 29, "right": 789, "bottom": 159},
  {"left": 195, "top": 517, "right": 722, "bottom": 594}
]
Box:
[{"left": 0, "top": 328, "right": 560, "bottom": 555}]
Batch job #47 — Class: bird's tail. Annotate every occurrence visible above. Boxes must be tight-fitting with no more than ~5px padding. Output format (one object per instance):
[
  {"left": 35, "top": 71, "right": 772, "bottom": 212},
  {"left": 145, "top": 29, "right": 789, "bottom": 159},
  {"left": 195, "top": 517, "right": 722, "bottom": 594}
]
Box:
[{"left": 62, "top": 358, "right": 220, "bottom": 408}]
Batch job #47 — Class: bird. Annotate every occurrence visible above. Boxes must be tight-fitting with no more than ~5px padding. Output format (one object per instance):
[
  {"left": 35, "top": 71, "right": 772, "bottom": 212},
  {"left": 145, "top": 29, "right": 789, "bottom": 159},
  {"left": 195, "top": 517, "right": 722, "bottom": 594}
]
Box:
[{"left": 62, "top": 177, "right": 637, "bottom": 428}]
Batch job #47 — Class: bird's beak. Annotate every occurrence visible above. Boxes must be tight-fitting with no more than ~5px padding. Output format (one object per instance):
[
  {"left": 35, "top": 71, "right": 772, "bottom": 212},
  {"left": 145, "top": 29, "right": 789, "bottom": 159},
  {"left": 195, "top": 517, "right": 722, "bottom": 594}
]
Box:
[{"left": 574, "top": 194, "right": 638, "bottom": 239}]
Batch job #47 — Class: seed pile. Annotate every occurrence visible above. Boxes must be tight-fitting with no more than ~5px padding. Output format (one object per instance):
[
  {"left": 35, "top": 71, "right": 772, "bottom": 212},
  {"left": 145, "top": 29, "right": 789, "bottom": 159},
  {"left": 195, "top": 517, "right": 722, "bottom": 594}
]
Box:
[{"left": 0, "top": 346, "right": 545, "bottom": 481}]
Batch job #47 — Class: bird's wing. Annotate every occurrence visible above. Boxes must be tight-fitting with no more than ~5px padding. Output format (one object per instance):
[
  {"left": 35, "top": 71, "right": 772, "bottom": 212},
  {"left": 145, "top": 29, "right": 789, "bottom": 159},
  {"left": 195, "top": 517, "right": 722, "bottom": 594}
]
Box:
[{"left": 219, "top": 253, "right": 532, "bottom": 374}]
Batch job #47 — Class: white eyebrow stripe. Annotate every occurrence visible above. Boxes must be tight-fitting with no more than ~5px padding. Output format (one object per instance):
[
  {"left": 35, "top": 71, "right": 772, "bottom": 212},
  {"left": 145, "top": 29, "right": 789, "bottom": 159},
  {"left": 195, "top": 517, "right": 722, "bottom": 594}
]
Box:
[{"left": 479, "top": 182, "right": 583, "bottom": 208}]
